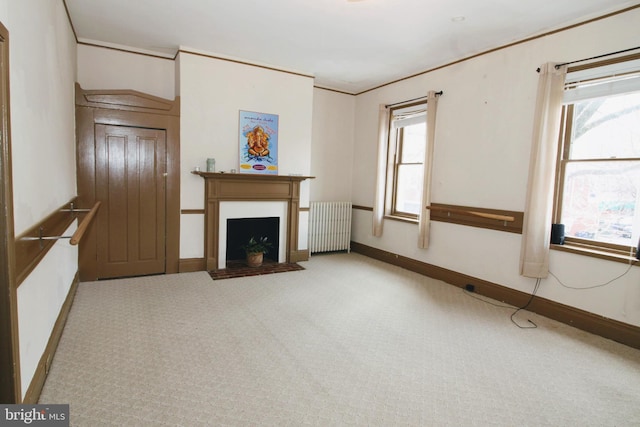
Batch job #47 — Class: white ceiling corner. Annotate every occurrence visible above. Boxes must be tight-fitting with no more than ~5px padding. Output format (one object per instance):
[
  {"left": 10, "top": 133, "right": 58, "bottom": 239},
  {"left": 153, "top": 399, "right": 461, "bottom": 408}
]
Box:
[{"left": 66, "top": 0, "right": 640, "bottom": 94}]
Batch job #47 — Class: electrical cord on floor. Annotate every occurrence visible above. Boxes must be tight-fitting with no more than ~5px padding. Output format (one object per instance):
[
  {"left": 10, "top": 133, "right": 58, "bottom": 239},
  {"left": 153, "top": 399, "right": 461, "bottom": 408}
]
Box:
[
  {"left": 463, "top": 255, "right": 636, "bottom": 329},
  {"left": 462, "top": 289, "right": 515, "bottom": 309},
  {"left": 549, "top": 260, "right": 635, "bottom": 290},
  {"left": 510, "top": 278, "right": 540, "bottom": 329},
  {"left": 462, "top": 280, "right": 540, "bottom": 329}
]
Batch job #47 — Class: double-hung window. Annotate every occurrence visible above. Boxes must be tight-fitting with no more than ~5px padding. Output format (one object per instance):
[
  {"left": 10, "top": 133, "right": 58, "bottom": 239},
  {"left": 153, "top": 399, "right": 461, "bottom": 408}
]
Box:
[
  {"left": 554, "top": 55, "right": 640, "bottom": 256},
  {"left": 386, "top": 102, "right": 427, "bottom": 219}
]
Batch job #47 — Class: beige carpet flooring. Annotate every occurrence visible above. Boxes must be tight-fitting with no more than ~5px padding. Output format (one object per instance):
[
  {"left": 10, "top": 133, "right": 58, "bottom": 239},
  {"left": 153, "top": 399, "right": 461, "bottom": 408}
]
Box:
[{"left": 39, "top": 252, "right": 640, "bottom": 426}]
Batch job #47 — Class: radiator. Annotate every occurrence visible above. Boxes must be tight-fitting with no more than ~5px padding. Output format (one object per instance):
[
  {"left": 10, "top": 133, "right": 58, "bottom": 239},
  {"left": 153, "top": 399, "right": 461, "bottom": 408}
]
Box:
[{"left": 309, "top": 202, "right": 352, "bottom": 254}]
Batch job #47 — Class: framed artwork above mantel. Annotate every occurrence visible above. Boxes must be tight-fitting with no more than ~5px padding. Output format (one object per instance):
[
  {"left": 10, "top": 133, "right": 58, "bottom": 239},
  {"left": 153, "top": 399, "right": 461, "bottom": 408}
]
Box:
[{"left": 239, "top": 110, "right": 279, "bottom": 175}]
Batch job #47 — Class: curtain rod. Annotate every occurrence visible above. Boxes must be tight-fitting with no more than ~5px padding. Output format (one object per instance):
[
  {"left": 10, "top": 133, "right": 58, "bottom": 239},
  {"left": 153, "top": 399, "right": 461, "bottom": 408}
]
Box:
[
  {"left": 555, "top": 46, "right": 640, "bottom": 68},
  {"left": 385, "top": 91, "right": 443, "bottom": 108},
  {"left": 536, "top": 46, "right": 640, "bottom": 72}
]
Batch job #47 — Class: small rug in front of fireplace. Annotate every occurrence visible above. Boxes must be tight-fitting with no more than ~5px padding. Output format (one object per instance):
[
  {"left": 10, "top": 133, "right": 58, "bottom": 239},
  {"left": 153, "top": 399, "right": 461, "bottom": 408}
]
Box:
[{"left": 209, "top": 260, "right": 305, "bottom": 280}]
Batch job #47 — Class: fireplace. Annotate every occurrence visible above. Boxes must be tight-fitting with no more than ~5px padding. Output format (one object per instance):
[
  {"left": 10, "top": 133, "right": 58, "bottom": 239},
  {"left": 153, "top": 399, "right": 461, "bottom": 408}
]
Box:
[
  {"left": 193, "top": 172, "right": 313, "bottom": 270},
  {"left": 218, "top": 201, "right": 287, "bottom": 269},
  {"left": 226, "top": 217, "right": 280, "bottom": 262}
]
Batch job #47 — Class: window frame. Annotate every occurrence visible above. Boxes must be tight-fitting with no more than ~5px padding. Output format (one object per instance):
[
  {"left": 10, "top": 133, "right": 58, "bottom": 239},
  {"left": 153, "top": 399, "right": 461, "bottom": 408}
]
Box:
[
  {"left": 384, "top": 101, "right": 427, "bottom": 221},
  {"left": 552, "top": 55, "right": 640, "bottom": 262}
]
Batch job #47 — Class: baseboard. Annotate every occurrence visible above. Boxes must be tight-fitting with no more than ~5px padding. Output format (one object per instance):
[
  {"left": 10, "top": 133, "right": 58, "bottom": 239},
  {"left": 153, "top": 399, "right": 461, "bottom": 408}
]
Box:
[
  {"left": 290, "top": 250, "right": 310, "bottom": 263},
  {"left": 179, "top": 258, "right": 206, "bottom": 272},
  {"left": 351, "top": 241, "right": 640, "bottom": 350},
  {"left": 22, "top": 272, "right": 80, "bottom": 404}
]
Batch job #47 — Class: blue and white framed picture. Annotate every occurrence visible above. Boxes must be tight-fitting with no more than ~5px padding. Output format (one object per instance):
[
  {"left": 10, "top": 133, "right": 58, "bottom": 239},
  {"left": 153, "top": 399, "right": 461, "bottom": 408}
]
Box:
[{"left": 239, "top": 110, "right": 278, "bottom": 174}]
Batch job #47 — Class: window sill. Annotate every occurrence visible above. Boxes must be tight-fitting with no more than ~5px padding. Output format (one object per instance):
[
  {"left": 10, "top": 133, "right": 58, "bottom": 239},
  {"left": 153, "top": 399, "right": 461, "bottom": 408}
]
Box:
[
  {"left": 384, "top": 215, "right": 419, "bottom": 224},
  {"left": 551, "top": 243, "right": 639, "bottom": 266}
]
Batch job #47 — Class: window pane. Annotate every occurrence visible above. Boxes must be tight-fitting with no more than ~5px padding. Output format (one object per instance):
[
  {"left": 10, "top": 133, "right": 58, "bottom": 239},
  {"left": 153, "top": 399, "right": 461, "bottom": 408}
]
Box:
[
  {"left": 400, "top": 122, "right": 426, "bottom": 163},
  {"left": 395, "top": 164, "right": 423, "bottom": 215},
  {"left": 561, "top": 160, "right": 640, "bottom": 245},
  {"left": 570, "top": 92, "right": 640, "bottom": 159}
]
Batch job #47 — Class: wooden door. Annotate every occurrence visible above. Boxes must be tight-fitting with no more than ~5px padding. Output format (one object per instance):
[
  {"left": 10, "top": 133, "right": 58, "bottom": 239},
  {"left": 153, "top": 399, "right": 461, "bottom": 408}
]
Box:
[{"left": 95, "top": 124, "right": 166, "bottom": 278}]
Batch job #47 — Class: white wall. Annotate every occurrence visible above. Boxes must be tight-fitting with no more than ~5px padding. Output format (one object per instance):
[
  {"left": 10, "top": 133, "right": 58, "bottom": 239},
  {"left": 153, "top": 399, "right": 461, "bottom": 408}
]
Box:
[
  {"left": 310, "top": 88, "right": 355, "bottom": 202},
  {"left": 16, "top": 223, "right": 77, "bottom": 397},
  {"left": 178, "top": 50, "right": 314, "bottom": 257},
  {"left": 0, "top": 0, "right": 78, "bottom": 398},
  {"left": 77, "top": 44, "right": 175, "bottom": 100},
  {"left": 5, "top": 2, "right": 77, "bottom": 234},
  {"left": 350, "top": 8, "right": 640, "bottom": 328}
]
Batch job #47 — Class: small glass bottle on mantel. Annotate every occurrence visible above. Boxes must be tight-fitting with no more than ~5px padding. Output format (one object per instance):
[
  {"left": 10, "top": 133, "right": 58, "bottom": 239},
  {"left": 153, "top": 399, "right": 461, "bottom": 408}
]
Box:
[{"left": 206, "top": 158, "right": 216, "bottom": 172}]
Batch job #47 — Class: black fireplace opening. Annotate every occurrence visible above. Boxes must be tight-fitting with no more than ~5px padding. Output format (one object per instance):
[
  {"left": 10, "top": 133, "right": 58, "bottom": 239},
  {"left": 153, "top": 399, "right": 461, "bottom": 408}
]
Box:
[{"left": 226, "top": 217, "right": 280, "bottom": 263}]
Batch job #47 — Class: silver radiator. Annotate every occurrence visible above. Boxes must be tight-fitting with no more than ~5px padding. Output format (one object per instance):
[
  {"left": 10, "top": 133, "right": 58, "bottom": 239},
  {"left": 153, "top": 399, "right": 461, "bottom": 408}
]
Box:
[{"left": 309, "top": 202, "right": 352, "bottom": 254}]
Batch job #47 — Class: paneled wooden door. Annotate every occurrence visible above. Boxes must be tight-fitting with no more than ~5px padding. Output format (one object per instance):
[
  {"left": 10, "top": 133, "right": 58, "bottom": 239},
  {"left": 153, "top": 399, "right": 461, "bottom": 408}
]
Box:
[{"left": 95, "top": 124, "right": 166, "bottom": 279}]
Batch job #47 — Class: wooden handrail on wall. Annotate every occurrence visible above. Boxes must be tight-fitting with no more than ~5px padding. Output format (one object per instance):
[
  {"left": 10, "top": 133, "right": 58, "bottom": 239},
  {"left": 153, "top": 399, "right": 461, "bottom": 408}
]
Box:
[
  {"left": 69, "top": 201, "right": 100, "bottom": 245},
  {"left": 15, "top": 199, "right": 101, "bottom": 286},
  {"left": 426, "top": 203, "right": 524, "bottom": 234},
  {"left": 426, "top": 205, "right": 515, "bottom": 223},
  {"left": 20, "top": 201, "right": 101, "bottom": 247}
]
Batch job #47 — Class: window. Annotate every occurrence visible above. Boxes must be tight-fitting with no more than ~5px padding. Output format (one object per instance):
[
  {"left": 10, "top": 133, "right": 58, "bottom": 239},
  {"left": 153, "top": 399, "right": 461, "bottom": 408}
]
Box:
[
  {"left": 386, "top": 102, "right": 427, "bottom": 219},
  {"left": 555, "top": 56, "right": 640, "bottom": 256}
]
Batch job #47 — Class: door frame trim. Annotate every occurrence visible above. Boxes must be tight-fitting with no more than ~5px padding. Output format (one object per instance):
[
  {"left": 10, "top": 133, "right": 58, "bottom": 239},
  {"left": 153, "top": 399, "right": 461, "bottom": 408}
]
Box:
[
  {"left": 0, "top": 21, "right": 21, "bottom": 403},
  {"left": 75, "top": 84, "right": 180, "bottom": 281}
]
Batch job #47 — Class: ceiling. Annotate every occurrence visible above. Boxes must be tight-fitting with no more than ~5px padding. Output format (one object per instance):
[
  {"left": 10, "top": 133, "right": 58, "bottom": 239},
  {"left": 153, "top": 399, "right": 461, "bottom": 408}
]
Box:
[{"left": 65, "top": 0, "right": 639, "bottom": 94}]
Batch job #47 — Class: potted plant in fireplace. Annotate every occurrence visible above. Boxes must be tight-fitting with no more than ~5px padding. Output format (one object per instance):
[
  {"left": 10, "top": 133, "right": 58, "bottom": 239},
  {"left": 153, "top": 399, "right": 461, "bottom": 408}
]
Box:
[{"left": 242, "top": 236, "right": 273, "bottom": 267}]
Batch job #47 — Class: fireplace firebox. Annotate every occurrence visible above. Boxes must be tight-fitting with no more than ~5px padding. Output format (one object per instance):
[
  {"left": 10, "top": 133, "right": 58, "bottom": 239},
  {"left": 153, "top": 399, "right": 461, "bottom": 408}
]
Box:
[{"left": 226, "top": 217, "right": 279, "bottom": 262}]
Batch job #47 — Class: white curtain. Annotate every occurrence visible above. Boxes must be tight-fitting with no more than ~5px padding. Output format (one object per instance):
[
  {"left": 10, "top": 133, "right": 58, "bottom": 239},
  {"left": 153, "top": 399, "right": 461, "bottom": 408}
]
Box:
[
  {"left": 520, "top": 63, "right": 567, "bottom": 278},
  {"left": 372, "top": 104, "right": 389, "bottom": 237},
  {"left": 418, "top": 91, "right": 439, "bottom": 249}
]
